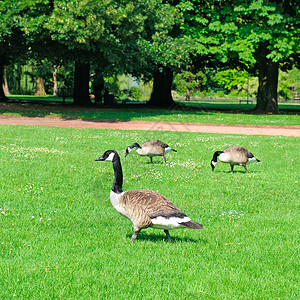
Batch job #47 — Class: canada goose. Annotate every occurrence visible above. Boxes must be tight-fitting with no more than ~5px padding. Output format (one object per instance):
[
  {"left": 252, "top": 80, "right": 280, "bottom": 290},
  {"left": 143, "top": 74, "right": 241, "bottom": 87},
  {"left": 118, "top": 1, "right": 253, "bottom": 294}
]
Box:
[
  {"left": 95, "top": 150, "right": 202, "bottom": 243},
  {"left": 211, "top": 146, "right": 260, "bottom": 173},
  {"left": 125, "top": 140, "right": 177, "bottom": 163}
]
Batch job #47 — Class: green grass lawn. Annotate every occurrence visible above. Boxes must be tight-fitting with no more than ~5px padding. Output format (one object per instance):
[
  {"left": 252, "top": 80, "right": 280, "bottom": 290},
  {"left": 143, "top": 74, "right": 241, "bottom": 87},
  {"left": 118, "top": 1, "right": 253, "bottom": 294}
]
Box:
[
  {"left": 0, "top": 125, "right": 299, "bottom": 298},
  {"left": 1, "top": 95, "right": 300, "bottom": 126}
]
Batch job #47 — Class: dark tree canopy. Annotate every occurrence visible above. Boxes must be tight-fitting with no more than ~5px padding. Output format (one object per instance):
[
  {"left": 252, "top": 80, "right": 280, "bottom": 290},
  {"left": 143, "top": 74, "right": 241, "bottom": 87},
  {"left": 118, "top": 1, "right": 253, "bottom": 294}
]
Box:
[{"left": 0, "top": 0, "right": 299, "bottom": 111}]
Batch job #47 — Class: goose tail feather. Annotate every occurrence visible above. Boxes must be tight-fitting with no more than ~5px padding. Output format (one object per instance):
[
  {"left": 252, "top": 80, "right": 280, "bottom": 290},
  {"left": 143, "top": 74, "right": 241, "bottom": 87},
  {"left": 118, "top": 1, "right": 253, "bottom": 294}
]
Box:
[{"left": 180, "top": 221, "right": 203, "bottom": 229}]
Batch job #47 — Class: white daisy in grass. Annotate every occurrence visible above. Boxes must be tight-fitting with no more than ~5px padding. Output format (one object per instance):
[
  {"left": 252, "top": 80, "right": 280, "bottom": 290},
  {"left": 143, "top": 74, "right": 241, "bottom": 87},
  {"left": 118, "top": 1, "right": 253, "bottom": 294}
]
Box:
[
  {"left": 169, "top": 159, "right": 202, "bottom": 169},
  {"left": 55, "top": 136, "right": 68, "bottom": 144},
  {"left": 0, "top": 207, "right": 15, "bottom": 216},
  {"left": 22, "top": 183, "right": 44, "bottom": 195},
  {"left": 2, "top": 144, "right": 67, "bottom": 158},
  {"left": 218, "top": 210, "right": 244, "bottom": 220}
]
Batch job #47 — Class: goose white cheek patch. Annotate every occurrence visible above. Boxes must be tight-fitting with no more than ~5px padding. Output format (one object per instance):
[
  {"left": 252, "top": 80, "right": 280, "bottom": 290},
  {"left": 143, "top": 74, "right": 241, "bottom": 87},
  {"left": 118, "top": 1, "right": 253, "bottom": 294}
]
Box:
[{"left": 106, "top": 152, "right": 115, "bottom": 161}]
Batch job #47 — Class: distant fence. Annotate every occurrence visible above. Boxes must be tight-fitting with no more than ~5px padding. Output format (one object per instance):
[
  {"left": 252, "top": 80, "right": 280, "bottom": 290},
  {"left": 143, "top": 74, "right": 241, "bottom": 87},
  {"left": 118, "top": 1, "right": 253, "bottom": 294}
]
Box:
[
  {"left": 174, "top": 96, "right": 300, "bottom": 104},
  {"left": 174, "top": 96, "right": 256, "bottom": 104},
  {"left": 292, "top": 91, "right": 300, "bottom": 102}
]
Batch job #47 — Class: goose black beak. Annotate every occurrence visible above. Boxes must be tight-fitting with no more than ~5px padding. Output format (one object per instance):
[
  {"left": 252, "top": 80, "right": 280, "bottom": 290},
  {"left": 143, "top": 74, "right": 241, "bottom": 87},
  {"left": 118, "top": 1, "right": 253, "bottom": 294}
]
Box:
[
  {"left": 125, "top": 149, "right": 131, "bottom": 157},
  {"left": 95, "top": 156, "right": 104, "bottom": 161}
]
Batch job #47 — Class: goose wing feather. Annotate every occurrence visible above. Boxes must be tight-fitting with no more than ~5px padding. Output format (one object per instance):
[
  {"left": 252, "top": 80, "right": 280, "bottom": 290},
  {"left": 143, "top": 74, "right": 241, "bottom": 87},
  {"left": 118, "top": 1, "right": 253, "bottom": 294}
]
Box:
[
  {"left": 120, "top": 189, "right": 188, "bottom": 229},
  {"left": 225, "top": 146, "right": 252, "bottom": 155},
  {"left": 142, "top": 140, "right": 169, "bottom": 148},
  {"left": 122, "top": 189, "right": 185, "bottom": 216},
  {"left": 225, "top": 146, "right": 255, "bottom": 159}
]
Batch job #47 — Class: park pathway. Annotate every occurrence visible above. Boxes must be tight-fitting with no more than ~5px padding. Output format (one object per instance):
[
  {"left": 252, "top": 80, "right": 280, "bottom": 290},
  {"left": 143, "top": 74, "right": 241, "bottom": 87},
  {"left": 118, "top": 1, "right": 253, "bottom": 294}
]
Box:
[{"left": 0, "top": 116, "right": 299, "bottom": 137}]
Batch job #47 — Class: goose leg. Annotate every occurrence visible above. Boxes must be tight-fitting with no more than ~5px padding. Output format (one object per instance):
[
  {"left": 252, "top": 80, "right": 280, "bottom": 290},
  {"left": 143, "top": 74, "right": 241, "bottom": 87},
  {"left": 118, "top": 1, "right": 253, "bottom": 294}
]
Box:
[
  {"left": 230, "top": 165, "right": 234, "bottom": 173},
  {"left": 163, "top": 155, "right": 167, "bottom": 164},
  {"left": 131, "top": 227, "right": 141, "bottom": 243},
  {"left": 150, "top": 157, "right": 153, "bottom": 164},
  {"left": 243, "top": 165, "right": 248, "bottom": 173},
  {"left": 164, "top": 230, "right": 173, "bottom": 242}
]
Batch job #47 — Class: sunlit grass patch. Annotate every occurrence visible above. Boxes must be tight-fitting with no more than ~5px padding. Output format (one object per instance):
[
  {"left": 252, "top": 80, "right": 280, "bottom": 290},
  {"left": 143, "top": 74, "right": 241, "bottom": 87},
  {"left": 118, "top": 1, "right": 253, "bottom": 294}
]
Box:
[{"left": 0, "top": 125, "right": 298, "bottom": 299}]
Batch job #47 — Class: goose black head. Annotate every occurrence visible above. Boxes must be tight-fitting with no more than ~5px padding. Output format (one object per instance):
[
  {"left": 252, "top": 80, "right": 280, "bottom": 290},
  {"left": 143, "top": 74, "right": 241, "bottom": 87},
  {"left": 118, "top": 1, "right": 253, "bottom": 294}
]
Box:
[
  {"left": 211, "top": 160, "right": 217, "bottom": 171},
  {"left": 124, "top": 143, "right": 140, "bottom": 157},
  {"left": 125, "top": 146, "right": 133, "bottom": 157},
  {"left": 95, "top": 150, "right": 119, "bottom": 162}
]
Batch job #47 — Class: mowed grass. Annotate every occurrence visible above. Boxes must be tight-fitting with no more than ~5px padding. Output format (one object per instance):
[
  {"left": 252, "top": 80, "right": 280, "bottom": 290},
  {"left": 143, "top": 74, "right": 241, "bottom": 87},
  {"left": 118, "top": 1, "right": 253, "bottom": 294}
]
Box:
[{"left": 0, "top": 125, "right": 299, "bottom": 299}]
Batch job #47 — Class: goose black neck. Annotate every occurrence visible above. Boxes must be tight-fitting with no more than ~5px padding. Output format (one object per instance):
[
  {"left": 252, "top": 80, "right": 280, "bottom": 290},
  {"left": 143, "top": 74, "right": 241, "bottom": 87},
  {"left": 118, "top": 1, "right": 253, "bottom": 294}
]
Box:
[
  {"left": 112, "top": 156, "right": 123, "bottom": 194},
  {"left": 212, "top": 151, "right": 223, "bottom": 162},
  {"left": 131, "top": 143, "right": 141, "bottom": 149}
]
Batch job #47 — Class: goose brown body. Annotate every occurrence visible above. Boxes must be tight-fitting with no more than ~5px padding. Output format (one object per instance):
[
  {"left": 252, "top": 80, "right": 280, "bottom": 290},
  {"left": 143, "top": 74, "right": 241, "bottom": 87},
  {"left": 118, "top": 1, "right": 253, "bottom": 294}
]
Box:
[
  {"left": 114, "top": 189, "right": 191, "bottom": 229},
  {"left": 211, "top": 146, "right": 260, "bottom": 173},
  {"left": 125, "top": 139, "right": 177, "bottom": 163},
  {"left": 96, "top": 150, "right": 202, "bottom": 242}
]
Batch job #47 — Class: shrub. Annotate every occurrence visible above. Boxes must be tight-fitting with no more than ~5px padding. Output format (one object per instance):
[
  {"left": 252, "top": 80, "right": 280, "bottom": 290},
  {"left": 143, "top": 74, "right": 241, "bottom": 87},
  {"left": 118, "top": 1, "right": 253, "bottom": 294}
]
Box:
[
  {"left": 129, "top": 87, "right": 142, "bottom": 100},
  {"left": 215, "top": 90, "right": 225, "bottom": 98}
]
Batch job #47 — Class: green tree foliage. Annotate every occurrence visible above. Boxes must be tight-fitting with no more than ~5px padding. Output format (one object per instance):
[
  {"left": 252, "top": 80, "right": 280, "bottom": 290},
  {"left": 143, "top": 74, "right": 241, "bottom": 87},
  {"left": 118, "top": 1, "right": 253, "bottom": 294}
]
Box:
[
  {"left": 45, "top": 0, "right": 184, "bottom": 106},
  {"left": 0, "top": 0, "right": 28, "bottom": 100},
  {"left": 214, "top": 69, "right": 250, "bottom": 91},
  {"left": 46, "top": 0, "right": 146, "bottom": 70},
  {"left": 178, "top": 0, "right": 300, "bottom": 112},
  {"left": 174, "top": 70, "right": 207, "bottom": 100},
  {"left": 1, "top": 0, "right": 175, "bottom": 105},
  {"left": 129, "top": 87, "right": 142, "bottom": 100},
  {"left": 1, "top": 0, "right": 298, "bottom": 110},
  {"left": 278, "top": 67, "right": 300, "bottom": 99}
]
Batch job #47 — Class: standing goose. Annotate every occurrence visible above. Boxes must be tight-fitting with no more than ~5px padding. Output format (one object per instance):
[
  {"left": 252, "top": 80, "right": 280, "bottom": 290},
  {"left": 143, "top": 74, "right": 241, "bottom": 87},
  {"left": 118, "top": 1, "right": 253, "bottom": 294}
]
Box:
[
  {"left": 96, "top": 150, "right": 202, "bottom": 243},
  {"left": 125, "top": 140, "right": 177, "bottom": 163},
  {"left": 211, "top": 146, "right": 260, "bottom": 173}
]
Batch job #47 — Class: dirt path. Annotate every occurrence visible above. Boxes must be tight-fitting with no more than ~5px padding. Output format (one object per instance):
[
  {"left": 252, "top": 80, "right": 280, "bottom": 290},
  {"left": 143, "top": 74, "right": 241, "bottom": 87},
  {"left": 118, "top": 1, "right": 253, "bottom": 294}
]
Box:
[{"left": 0, "top": 116, "right": 299, "bottom": 137}]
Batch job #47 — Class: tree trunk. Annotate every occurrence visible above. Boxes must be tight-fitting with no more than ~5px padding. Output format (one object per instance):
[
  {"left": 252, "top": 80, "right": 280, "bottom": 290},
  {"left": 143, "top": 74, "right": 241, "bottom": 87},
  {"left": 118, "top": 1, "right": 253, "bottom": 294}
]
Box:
[
  {"left": 185, "top": 88, "right": 190, "bottom": 101},
  {"left": 0, "top": 56, "right": 8, "bottom": 101},
  {"left": 73, "top": 61, "right": 91, "bottom": 106},
  {"left": 255, "top": 58, "right": 279, "bottom": 113},
  {"left": 53, "top": 66, "right": 58, "bottom": 96},
  {"left": 185, "top": 73, "right": 191, "bottom": 101},
  {"left": 147, "top": 66, "right": 176, "bottom": 108},
  {"left": 15, "top": 65, "right": 21, "bottom": 93},
  {"left": 3, "top": 66, "right": 10, "bottom": 95},
  {"left": 35, "top": 77, "right": 47, "bottom": 96}
]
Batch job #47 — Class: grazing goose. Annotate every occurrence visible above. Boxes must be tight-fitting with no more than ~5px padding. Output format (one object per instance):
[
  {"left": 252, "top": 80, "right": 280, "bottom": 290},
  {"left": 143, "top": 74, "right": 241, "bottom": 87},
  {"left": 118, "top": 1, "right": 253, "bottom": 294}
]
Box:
[
  {"left": 125, "top": 140, "right": 177, "bottom": 163},
  {"left": 95, "top": 150, "right": 202, "bottom": 243},
  {"left": 211, "top": 146, "right": 260, "bottom": 173}
]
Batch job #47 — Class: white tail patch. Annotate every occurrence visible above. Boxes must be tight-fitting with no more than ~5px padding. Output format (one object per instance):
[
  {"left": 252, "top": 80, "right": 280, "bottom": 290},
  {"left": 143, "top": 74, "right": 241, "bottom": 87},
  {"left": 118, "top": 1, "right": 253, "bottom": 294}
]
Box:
[
  {"left": 247, "top": 157, "right": 257, "bottom": 164},
  {"left": 151, "top": 216, "right": 191, "bottom": 229},
  {"left": 164, "top": 147, "right": 172, "bottom": 154}
]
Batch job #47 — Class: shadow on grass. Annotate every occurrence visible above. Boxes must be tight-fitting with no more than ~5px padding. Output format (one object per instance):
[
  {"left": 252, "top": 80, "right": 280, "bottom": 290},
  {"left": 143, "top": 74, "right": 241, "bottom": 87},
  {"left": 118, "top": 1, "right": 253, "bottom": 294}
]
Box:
[
  {"left": 1, "top": 96, "right": 299, "bottom": 125},
  {"left": 0, "top": 96, "right": 213, "bottom": 121},
  {"left": 126, "top": 231, "right": 207, "bottom": 244},
  {"left": 213, "top": 169, "right": 262, "bottom": 174}
]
